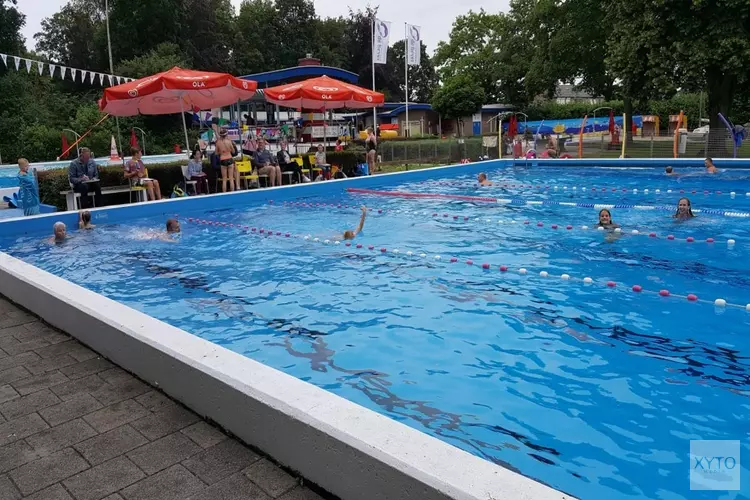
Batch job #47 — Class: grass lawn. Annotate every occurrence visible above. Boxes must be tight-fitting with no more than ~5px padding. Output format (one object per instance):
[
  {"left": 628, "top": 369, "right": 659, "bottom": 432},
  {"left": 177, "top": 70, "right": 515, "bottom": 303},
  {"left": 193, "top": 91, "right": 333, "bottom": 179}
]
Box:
[{"left": 375, "top": 163, "right": 442, "bottom": 174}]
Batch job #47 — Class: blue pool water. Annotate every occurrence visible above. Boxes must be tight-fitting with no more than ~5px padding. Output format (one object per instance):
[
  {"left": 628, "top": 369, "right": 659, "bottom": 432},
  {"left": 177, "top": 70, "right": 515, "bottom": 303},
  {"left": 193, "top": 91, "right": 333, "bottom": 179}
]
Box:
[{"left": 2, "top": 165, "right": 750, "bottom": 499}]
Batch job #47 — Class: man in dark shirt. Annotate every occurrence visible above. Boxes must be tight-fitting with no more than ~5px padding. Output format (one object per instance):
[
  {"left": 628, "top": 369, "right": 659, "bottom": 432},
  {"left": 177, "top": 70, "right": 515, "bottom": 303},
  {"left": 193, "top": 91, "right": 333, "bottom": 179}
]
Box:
[
  {"left": 67, "top": 147, "right": 102, "bottom": 208},
  {"left": 276, "top": 142, "right": 305, "bottom": 183}
]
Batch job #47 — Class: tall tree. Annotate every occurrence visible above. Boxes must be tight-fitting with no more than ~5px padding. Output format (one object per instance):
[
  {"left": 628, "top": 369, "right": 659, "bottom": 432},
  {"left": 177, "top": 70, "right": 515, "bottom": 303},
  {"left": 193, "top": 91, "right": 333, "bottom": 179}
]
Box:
[
  {"left": 433, "top": 10, "right": 507, "bottom": 103},
  {"left": 233, "top": 0, "right": 279, "bottom": 74},
  {"left": 312, "top": 16, "right": 349, "bottom": 69},
  {"left": 342, "top": 7, "right": 379, "bottom": 90},
  {"left": 606, "top": 0, "right": 750, "bottom": 153},
  {"left": 431, "top": 74, "right": 486, "bottom": 136},
  {"left": 34, "top": 0, "right": 108, "bottom": 71},
  {"left": 183, "top": 0, "right": 235, "bottom": 72},
  {"left": 380, "top": 40, "right": 438, "bottom": 103},
  {"left": 0, "top": 0, "right": 24, "bottom": 55}
]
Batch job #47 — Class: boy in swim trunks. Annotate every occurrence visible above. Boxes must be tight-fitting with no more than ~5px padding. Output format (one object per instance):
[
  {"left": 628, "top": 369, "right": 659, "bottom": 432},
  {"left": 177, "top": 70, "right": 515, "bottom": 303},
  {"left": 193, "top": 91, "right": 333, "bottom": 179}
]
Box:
[{"left": 343, "top": 206, "right": 367, "bottom": 240}]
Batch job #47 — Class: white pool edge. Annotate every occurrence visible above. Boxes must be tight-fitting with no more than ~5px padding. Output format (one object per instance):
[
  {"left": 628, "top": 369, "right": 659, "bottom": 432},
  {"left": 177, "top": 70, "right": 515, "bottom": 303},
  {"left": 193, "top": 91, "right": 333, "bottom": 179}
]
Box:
[{"left": 0, "top": 252, "right": 573, "bottom": 500}]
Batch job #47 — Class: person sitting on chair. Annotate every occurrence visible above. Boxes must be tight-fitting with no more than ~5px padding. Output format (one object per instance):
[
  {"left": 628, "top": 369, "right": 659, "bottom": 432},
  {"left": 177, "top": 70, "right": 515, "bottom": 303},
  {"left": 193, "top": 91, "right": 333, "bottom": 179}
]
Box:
[
  {"left": 253, "top": 139, "right": 282, "bottom": 187},
  {"left": 67, "top": 147, "right": 102, "bottom": 209},
  {"left": 124, "top": 147, "right": 161, "bottom": 201},
  {"left": 187, "top": 150, "right": 209, "bottom": 194},
  {"left": 276, "top": 142, "right": 306, "bottom": 183}
]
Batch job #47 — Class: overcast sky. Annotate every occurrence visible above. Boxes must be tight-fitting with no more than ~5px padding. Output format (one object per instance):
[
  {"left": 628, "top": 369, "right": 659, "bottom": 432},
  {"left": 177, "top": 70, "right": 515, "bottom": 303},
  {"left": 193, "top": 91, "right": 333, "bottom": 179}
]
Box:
[{"left": 17, "top": 0, "right": 506, "bottom": 57}]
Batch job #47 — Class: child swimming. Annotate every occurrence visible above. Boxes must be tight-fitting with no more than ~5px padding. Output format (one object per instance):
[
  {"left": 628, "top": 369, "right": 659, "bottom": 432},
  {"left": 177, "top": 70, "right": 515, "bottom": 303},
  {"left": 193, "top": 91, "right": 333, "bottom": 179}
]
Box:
[{"left": 343, "top": 206, "right": 367, "bottom": 240}]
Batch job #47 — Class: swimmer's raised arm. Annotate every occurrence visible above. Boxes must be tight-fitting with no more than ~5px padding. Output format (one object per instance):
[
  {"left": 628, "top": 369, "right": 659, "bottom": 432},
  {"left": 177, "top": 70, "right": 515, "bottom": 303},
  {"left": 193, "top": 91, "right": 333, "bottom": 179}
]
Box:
[{"left": 343, "top": 206, "right": 367, "bottom": 240}]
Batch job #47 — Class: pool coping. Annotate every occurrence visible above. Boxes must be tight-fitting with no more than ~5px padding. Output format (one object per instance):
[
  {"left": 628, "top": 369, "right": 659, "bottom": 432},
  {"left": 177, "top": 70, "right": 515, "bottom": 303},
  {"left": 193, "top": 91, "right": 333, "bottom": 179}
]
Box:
[{"left": 0, "top": 159, "right": 575, "bottom": 500}]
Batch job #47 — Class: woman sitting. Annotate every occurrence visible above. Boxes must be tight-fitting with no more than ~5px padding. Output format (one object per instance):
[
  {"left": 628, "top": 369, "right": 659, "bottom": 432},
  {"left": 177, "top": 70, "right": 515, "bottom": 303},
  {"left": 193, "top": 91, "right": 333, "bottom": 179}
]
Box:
[
  {"left": 124, "top": 147, "right": 161, "bottom": 201},
  {"left": 187, "top": 150, "right": 209, "bottom": 194}
]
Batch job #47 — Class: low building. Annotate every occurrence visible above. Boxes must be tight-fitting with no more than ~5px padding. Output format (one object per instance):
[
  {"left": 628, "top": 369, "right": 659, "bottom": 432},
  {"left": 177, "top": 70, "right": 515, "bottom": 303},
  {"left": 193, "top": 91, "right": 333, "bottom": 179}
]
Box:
[{"left": 554, "top": 84, "right": 602, "bottom": 105}]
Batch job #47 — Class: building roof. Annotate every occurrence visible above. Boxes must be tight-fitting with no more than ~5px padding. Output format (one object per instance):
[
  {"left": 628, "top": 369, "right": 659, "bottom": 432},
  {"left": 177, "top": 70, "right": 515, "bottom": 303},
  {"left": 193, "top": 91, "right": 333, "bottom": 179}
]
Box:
[
  {"left": 240, "top": 65, "right": 359, "bottom": 85},
  {"left": 378, "top": 103, "right": 434, "bottom": 117}
]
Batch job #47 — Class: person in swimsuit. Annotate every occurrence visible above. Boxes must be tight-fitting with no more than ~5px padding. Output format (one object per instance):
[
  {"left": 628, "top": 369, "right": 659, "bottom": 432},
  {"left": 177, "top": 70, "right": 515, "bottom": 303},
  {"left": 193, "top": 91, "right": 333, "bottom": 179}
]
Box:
[
  {"left": 49, "top": 222, "right": 68, "bottom": 244},
  {"left": 366, "top": 127, "right": 377, "bottom": 174},
  {"left": 477, "top": 172, "right": 492, "bottom": 186},
  {"left": 343, "top": 206, "right": 367, "bottom": 240},
  {"left": 674, "top": 197, "right": 695, "bottom": 219},
  {"left": 78, "top": 210, "right": 95, "bottom": 229},
  {"left": 705, "top": 157, "right": 717, "bottom": 174},
  {"left": 216, "top": 128, "right": 236, "bottom": 192},
  {"left": 596, "top": 208, "right": 619, "bottom": 229}
]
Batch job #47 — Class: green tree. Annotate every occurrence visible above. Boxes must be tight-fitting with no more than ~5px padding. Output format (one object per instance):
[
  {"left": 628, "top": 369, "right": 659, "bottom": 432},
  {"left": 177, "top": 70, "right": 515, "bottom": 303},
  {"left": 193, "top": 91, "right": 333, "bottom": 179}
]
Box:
[
  {"left": 183, "top": 0, "right": 235, "bottom": 72},
  {"left": 380, "top": 40, "right": 438, "bottom": 103},
  {"left": 342, "top": 7, "right": 380, "bottom": 90},
  {"left": 431, "top": 74, "right": 486, "bottom": 136},
  {"left": 34, "top": 0, "right": 108, "bottom": 72},
  {"left": 115, "top": 42, "right": 189, "bottom": 78},
  {"left": 233, "top": 0, "right": 278, "bottom": 74},
  {"left": 606, "top": 0, "right": 750, "bottom": 153},
  {"left": 0, "top": 0, "right": 25, "bottom": 55},
  {"left": 313, "top": 16, "right": 349, "bottom": 68}
]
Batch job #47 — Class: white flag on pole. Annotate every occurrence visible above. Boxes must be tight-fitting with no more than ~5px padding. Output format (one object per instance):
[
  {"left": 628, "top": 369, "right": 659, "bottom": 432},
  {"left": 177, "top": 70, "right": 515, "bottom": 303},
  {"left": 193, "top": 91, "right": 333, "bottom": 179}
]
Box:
[
  {"left": 373, "top": 19, "right": 391, "bottom": 64},
  {"left": 406, "top": 24, "right": 421, "bottom": 66},
  {"left": 60, "top": 67, "right": 68, "bottom": 80},
  {"left": 0, "top": 54, "right": 6, "bottom": 66},
  {"left": 71, "top": 68, "right": 78, "bottom": 81},
  {"left": 37, "top": 61, "right": 44, "bottom": 75},
  {"left": 13, "top": 56, "right": 20, "bottom": 70},
  {"left": 49, "top": 64, "right": 56, "bottom": 77},
  {"left": 24, "top": 59, "right": 32, "bottom": 73}
]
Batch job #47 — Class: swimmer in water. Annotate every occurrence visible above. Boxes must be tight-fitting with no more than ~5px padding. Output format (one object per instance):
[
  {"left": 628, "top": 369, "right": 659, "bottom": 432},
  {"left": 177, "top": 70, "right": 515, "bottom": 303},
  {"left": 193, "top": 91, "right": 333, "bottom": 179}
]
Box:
[
  {"left": 78, "top": 210, "right": 95, "bottom": 229},
  {"left": 477, "top": 172, "right": 492, "bottom": 186},
  {"left": 705, "top": 157, "right": 717, "bottom": 174},
  {"left": 49, "top": 222, "right": 67, "bottom": 244},
  {"left": 596, "top": 208, "right": 620, "bottom": 229},
  {"left": 674, "top": 197, "right": 695, "bottom": 219},
  {"left": 343, "top": 206, "right": 367, "bottom": 240},
  {"left": 133, "top": 218, "right": 181, "bottom": 242},
  {"left": 665, "top": 166, "right": 674, "bottom": 175}
]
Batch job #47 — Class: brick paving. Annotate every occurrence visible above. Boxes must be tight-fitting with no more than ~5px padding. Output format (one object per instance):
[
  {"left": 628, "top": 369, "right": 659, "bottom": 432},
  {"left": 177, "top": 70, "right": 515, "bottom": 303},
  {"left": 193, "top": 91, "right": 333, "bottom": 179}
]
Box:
[{"left": 0, "top": 296, "right": 330, "bottom": 500}]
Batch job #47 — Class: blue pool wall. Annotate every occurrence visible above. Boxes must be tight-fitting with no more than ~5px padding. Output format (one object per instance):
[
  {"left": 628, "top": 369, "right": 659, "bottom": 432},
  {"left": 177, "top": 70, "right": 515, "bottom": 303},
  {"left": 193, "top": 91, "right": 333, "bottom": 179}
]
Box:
[{"left": 2, "top": 157, "right": 750, "bottom": 237}]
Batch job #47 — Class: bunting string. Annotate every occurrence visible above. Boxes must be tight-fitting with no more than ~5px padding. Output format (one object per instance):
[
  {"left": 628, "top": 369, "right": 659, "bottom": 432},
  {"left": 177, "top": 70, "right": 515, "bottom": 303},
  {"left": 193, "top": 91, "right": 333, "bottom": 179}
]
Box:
[{"left": 0, "top": 52, "right": 133, "bottom": 86}]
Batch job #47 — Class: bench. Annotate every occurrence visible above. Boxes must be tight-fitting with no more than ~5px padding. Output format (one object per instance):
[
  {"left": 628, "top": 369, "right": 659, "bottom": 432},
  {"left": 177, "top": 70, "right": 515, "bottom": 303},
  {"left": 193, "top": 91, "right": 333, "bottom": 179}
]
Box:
[{"left": 60, "top": 185, "right": 146, "bottom": 211}]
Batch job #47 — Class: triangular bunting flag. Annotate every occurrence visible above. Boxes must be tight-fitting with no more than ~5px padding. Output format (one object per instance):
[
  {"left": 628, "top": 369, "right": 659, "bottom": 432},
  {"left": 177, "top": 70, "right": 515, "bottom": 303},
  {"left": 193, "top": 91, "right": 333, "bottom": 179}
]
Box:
[
  {"left": 24, "top": 59, "right": 31, "bottom": 73},
  {"left": 89, "top": 71, "right": 95, "bottom": 84},
  {"left": 0, "top": 54, "right": 7, "bottom": 66},
  {"left": 81, "top": 70, "right": 87, "bottom": 82},
  {"left": 37, "top": 61, "right": 44, "bottom": 75},
  {"left": 98, "top": 73, "right": 104, "bottom": 85},
  {"left": 71, "top": 68, "right": 77, "bottom": 81},
  {"left": 60, "top": 67, "right": 67, "bottom": 80},
  {"left": 13, "top": 56, "right": 20, "bottom": 70},
  {"left": 115, "top": 76, "right": 121, "bottom": 85},
  {"left": 107, "top": 75, "right": 113, "bottom": 86},
  {"left": 49, "top": 64, "right": 56, "bottom": 77}
]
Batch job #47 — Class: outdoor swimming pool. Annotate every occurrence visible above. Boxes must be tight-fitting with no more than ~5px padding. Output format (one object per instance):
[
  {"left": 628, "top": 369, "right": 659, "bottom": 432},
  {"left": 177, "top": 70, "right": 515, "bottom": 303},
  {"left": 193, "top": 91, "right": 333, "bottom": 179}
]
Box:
[{"left": 1, "top": 164, "right": 749, "bottom": 500}]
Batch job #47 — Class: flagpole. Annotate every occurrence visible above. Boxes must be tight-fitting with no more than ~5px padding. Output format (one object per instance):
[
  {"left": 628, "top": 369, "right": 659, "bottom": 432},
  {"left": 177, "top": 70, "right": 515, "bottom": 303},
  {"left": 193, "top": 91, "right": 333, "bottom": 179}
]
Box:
[
  {"left": 104, "top": 0, "right": 123, "bottom": 159},
  {"left": 404, "top": 23, "right": 409, "bottom": 138},
  {"left": 371, "top": 16, "right": 377, "bottom": 135}
]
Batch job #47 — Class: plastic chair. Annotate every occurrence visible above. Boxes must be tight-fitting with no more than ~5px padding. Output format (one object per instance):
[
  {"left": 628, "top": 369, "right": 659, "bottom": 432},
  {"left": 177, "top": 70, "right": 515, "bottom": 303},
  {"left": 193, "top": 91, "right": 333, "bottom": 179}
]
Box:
[
  {"left": 180, "top": 164, "right": 198, "bottom": 195},
  {"left": 129, "top": 168, "right": 148, "bottom": 203},
  {"left": 236, "top": 160, "right": 259, "bottom": 189},
  {"left": 307, "top": 154, "right": 323, "bottom": 178},
  {"left": 294, "top": 157, "right": 309, "bottom": 179}
]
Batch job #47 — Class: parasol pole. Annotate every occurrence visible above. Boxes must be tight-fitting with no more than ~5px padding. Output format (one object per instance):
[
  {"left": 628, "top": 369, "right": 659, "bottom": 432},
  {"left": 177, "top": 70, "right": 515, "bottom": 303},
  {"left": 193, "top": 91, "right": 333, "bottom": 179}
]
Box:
[
  {"left": 371, "top": 16, "right": 377, "bottom": 135},
  {"left": 179, "top": 96, "right": 190, "bottom": 155}
]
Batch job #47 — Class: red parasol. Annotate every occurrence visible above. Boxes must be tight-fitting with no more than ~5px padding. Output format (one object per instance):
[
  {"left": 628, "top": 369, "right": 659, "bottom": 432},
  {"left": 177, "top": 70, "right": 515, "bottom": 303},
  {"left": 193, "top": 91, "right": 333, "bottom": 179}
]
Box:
[
  {"left": 100, "top": 67, "right": 257, "bottom": 151},
  {"left": 130, "top": 129, "right": 139, "bottom": 149},
  {"left": 631, "top": 120, "right": 637, "bottom": 137},
  {"left": 608, "top": 109, "right": 615, "bottom": 135},
  {"left": 262, "top": 75, "right": 384, "bottom": 110}
]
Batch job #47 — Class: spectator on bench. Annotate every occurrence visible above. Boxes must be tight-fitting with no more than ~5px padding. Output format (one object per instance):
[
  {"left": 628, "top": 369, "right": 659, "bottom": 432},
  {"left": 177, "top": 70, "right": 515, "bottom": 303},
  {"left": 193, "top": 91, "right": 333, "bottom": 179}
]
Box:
[{"left": 68, "top": 147, "right": 102, "bottom": 209}]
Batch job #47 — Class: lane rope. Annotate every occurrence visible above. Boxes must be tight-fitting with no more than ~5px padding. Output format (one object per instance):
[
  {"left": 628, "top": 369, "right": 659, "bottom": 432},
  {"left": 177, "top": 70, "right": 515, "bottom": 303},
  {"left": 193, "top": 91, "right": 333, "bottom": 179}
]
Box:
[
  {"left": 345, "top": 188, "right": 750, "bottom": 217},
  {"left": 278, "top": 201, "right": 738, "bottom": 247},
  {"left": 182, "top": 216, "right": 750, "bottom": 311}
]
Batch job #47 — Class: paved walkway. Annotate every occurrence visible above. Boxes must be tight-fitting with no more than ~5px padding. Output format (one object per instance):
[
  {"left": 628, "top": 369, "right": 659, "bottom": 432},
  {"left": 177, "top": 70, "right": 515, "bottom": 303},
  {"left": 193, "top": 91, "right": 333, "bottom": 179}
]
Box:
[{"left": 0, "top": 296, "right": 330, "bottom": 500}]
